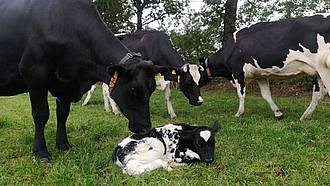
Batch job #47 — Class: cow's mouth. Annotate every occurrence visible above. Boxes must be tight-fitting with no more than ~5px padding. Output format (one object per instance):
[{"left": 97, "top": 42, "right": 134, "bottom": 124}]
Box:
[{"left": 190, "top": 96, "right": 203, "bottom": 106}]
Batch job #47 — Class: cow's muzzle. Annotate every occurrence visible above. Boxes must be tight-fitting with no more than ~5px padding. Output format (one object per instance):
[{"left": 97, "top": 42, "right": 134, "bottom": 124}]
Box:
[{"left": 191, "top": 96, "right": 203, "bottom": 106}]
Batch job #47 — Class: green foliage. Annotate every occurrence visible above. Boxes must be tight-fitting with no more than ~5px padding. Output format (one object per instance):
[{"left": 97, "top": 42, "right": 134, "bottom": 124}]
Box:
[
  {"left": 130, "top": 0, "right": 189, "bottom": 30},
  {"left": 0, "top": 86, "right": 329, "bottom": 185},
  {"left": 94, "top": 0, "right": 135, "bottom": 33},
  {"left": 169, "top": 13, "right": 218, "bottom": 63},
  {"left": 237, "top": 0, "right": 330, "bottom": 27}
]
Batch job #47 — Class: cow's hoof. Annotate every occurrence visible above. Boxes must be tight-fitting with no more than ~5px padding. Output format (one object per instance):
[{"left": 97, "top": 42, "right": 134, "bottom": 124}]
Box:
[
  {"left": 56, "top": 143, "right": 71, "bottom": 151},
  {"left": 275, "top": 113, "right": 284, "bottom": 119},
  {"left": 32, "top": 150, "right": 51, "bottom": 162}
]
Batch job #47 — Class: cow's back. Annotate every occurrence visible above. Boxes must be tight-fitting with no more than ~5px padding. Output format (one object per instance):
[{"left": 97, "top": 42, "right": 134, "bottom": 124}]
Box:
[{"left": 234, "top": 14, "right": 330, "bottom": 70}]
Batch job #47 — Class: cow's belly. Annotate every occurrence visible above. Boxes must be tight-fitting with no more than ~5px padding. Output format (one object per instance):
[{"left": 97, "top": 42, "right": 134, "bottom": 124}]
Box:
[
  {"left": 244, "top": 60, "right": 318, "bottom": 80},
  {"left": 0, "top": 67, "right": 28, "bottom": 96}
]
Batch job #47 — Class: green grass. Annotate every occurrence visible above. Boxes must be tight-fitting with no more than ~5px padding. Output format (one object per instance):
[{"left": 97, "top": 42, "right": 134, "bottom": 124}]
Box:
[{"left": 0, "top": 87, "right": 329, "bottom": 185}]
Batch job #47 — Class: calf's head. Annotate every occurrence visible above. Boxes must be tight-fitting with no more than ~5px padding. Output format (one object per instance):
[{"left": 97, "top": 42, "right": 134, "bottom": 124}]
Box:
[
  {"left": 165, "top": 64, "right": 204, "bottom": 106},
  {"left": 181, "top": 120, "right": 218, "bottom": 163},
  {"left": 107, "top": 59, "right": 167, "bottom": 134}
]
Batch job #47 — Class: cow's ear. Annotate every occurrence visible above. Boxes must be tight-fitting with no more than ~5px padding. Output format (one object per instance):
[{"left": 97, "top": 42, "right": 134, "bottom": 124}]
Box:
[
  {"left": 211, "top": 120, "right": 219, "bottom": 132},
  {"left": 199, "top": 58, "right": 205, "bottom": 66},
  {"left": 153, "top": 65, "right": 168, "bottom": 75},
  {"left": 107, "top": 65, "right": 126, "bottom": 77},
  {"left": 180, "top": 130, "right": 195, "bottom": 140},
  {"left": 163, "top": 67, "right": 180, "bottom": 81}
]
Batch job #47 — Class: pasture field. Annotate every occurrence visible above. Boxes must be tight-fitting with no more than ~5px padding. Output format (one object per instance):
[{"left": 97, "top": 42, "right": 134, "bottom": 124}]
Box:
[{"left": 0, "top": 84, "right": 329, "bottom": 185}]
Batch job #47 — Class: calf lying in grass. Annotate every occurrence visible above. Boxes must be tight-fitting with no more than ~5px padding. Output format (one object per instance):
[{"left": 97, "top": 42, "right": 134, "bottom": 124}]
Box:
[{"left": 112, "top": 121, "right": 218, "bottom": 176}]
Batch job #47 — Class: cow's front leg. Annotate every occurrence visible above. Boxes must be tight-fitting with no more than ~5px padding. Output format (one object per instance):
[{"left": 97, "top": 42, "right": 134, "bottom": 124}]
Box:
[
  {"left": 256, "top": 78, "right": 283, "bottom": 118},
  {"left": 233, "top": 75, "right": 245, "bottom": 117},
  {"left": 29, "top": 89, "right": 51, "bottom": 161},
  {"left": 56, "top": 100, "right": 71, "bottom": 151},
  {"left": 300, "top": 77, "right": 327, "bottom": 121}
]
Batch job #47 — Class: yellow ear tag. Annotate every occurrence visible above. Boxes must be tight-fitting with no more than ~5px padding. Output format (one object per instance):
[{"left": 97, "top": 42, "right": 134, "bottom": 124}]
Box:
[
  {"left": 178, "top": 75, "right": 180, "bottom": 83},
  {"left": 155, "top": 73, "right": 162, "bottom": 79},
  {"left": 114, "top": 71, "right": 118, "bottom": 79},
  {"left": 172, "top": 70, "right": 176, "bottom": 75}
]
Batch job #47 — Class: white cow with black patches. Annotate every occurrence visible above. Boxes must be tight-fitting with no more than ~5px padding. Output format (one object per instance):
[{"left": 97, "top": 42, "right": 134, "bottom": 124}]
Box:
[{"left": 112, "top": 121, "right": 218, "bottom": 176}]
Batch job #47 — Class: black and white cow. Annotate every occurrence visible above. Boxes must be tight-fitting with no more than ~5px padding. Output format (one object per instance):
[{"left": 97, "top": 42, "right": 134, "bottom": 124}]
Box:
[
  {"left": 113, "top": 120, "right": 218, "bottom": 176},
  {"left": 82, "top": 31, "right": 204, "bottom": 117},
  {"left": 117, "top": 31, "right": 204, "bottom": 106},
  {"left": 0, "top": 0, "right": 167, "bottom": 161},
  {"left": 199, "top": 14, "right": 330, "bottom": 120}
]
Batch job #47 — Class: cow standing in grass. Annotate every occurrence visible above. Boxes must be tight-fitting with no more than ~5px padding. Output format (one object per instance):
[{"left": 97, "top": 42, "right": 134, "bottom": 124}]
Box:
[
  {"left": 113, "top": 121, "right": 218, "bottom": 176},
  {"left": 199, "top": 14, "right": 330, "bottom": 120},
  {"left": 0, "top": 0, "right": 166, "bottom": 161}
]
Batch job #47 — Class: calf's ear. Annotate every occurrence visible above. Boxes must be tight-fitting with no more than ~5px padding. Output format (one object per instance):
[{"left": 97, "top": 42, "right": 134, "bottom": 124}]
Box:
[
  {"left": 180, "top": 130, "right": 195, "bottom": 140},
  {"left": 107, "top": 65, "right": 126, "bottom": 77},
  {"left": 211, "top": 120, "right": 219, "bottom": 132}
]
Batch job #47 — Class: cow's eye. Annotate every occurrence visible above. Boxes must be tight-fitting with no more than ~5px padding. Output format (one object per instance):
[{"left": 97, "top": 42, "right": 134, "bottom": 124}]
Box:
[{"left": 131, "top": 87, "right": 137, "bottom": 95}]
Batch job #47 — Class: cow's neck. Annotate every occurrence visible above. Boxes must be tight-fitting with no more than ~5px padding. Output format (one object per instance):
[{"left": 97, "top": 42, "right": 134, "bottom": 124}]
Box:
[{"left": 207, "top": 51, "right": 232, "bottom": 79}]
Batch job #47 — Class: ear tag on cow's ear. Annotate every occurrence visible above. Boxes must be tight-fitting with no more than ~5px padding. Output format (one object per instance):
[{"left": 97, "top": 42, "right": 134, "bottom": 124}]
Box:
[
  {"left": 178, "top": 75, "right": 180, "bottom": 83},
  {"left": 109, "top": 71, "right": 118, "bottom": 88},
  {"left": 114, "top": 71, "right": 118, "bottom": 79},
  {"left": 155, "top": 73, "right": 162, "bottom": 79},
  {"left": 172, "top": 70, "right": 176, "bottom": 75}
]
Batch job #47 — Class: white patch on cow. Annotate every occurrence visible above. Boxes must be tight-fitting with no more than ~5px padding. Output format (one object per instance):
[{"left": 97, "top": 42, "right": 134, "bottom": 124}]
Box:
[
  {"left": 188, "top": 64, "right": 201, "bottom": 86},
  {"left": 233, "top": 30, "right": 239, "bottom": 43},
  {"left": 119, "top": 137, "right": 167, "bottom": 176},
  {"left": 200, "top": 130, "right": 211, "bottom": 142},
  {"left": 315, "top": 13, "right": 330, "bottom": 18},
  {"left": 184, "top": 149, "right": 200, "bottom": 160}
]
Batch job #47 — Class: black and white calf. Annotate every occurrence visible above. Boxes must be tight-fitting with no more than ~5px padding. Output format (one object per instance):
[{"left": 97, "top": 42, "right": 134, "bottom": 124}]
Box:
[
  {"left": 199, "top": 14, "right": 330, "bottom": 121},
  {"left": 112, "top": 120, "right": 218, "bottom": 176}
]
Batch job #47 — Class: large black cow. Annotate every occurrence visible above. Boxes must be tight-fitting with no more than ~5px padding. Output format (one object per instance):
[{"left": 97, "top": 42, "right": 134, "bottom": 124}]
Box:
[
  {"left": 0, "top": 0, "right": 166, "bottom": 161},
  {"left": 199, "top": 14, "right": 330, "bottom": 120},
  {"left": 117, "top": 31, "right": 204, "bottom": 106}
]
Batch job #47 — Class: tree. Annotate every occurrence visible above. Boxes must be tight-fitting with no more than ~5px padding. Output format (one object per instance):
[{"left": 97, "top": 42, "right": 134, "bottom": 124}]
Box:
[
  {"left": 237, "top": 0, "right": 330, "bottom": 27},
  {"left": 201, "top": 0, "right": 238, "bottom": 45},
  {"left": 94, "top": 0, "right": 135, "bottom": 33},
  {"left": 170, "top": 12, "right": 218, "bottom": 63},
  {"left": 130, "top": 0, "right": 189, "bottom": 31}
]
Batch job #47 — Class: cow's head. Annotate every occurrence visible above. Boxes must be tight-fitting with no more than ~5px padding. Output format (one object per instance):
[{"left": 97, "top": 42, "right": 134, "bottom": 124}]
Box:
[
  {"left": 197, "top": 58, "right": 214, "bottom": 87},
  {"left": 180, "top": 120, "right": 218, "bottom": 163},
  {"left": 165, "top": 64, "right": 204, "bottom": 106},
  {"left": 107, "top": 59, "right": 167, "bottom": 134}
]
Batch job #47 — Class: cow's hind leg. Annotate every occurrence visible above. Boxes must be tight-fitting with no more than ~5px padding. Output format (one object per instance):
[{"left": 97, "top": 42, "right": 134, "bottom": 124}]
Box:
[
  {"left": 82, "top": 85, "right": 96, "bottom": 106},
  {"left": 300, "top": 77, "right": 327, "bottom": 121},
  {"left": 163, "top": 83, "right": 176, "bottom": 118},
  {"left": 256, "top": 78, "right": 283, "bottom": 118},
  {"left": 102, "top": 83, "right": 121, "bottom": 115},
  {"left": 56, "top": 100, "right": 71, "bottom": 151}
]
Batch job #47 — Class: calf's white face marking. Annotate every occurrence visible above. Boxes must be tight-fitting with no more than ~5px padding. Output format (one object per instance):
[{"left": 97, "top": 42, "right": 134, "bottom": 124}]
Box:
[{"left": 200, "top": 130, "right": 211, "bottom": 142}]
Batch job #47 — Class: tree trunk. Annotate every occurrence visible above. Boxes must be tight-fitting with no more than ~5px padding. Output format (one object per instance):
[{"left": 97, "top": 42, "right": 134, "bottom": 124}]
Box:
[
  {"left": 223, "top": 0, "right": 238, "bottom": 44},
  {"left": 136, "top": 6, "right": 143, "bottom": 31}
]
